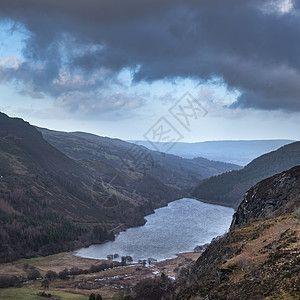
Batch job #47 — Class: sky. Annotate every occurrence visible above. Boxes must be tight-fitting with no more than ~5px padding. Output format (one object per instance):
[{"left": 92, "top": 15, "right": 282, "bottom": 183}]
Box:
[{"left": 0, "top": 0, "right": 299, "bottom": 142}]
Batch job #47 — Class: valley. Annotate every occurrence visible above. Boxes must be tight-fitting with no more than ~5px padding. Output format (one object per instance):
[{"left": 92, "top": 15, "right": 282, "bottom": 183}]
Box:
[
  {"left": 0, "top": 112, "right": 299, "bottom": 300},
  {"left": 0, "top": 2, "right": 300, "bottom": 299}
]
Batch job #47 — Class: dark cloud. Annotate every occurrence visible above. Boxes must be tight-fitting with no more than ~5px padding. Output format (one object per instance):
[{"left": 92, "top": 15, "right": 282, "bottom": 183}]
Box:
[{"left": 0, "top": 0, "right": 300, "bottom": 112}]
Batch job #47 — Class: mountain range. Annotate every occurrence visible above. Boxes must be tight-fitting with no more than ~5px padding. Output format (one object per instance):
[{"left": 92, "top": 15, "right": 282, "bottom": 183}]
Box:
[
  {"left": 130, "top": 140, "right": 294, "bottom": 166},
  {"left": 38, "top": 128, "right": 240, "bottom": 191}
]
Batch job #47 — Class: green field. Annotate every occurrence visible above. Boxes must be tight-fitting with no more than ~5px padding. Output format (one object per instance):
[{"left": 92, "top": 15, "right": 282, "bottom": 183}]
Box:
[
  {"left": 0, "top": 288, "right": 87, "bottom": 300},
  {"left": 17, "top": 257, "right": 48, "bottom": 264}
]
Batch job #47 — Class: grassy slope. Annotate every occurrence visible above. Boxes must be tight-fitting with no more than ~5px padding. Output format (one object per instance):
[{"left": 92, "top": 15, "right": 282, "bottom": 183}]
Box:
[
  {"left": 0, "top": 288, "right": 88, "bottom": 300},
  {"left": 176, "top": 213, "right": 300, "bottom": 300}
]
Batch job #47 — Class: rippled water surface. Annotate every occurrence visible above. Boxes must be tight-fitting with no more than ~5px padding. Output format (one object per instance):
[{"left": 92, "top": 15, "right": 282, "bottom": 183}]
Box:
[{"left": 75, "top": 198, "right": 234, "bottom": 262}]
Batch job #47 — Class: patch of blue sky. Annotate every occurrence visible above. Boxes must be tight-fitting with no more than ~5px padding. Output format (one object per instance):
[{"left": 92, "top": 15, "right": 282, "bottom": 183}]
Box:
[{"left": 0, "top": 19, "right": 29, "bottom": 59}]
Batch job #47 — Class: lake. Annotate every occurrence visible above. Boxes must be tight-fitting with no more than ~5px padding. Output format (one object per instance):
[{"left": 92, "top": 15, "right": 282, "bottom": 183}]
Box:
[{"left": 75, "top": 198, "right": 234, "bottom": 262}]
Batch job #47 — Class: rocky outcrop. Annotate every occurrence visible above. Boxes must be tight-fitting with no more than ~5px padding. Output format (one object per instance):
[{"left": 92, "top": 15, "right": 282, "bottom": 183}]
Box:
[{"left": 231, "top": 165, "right": 300, "bottom": 230}]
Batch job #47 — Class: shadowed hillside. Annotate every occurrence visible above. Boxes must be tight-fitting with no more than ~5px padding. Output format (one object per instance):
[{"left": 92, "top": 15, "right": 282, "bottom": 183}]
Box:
[
  {"left": 0, "top": 113, "right": 181, "bottom": 262},
  {"left": 37, "top": 128, "right": 241, "bottom": 191},
  {"left": 192, "top": 142, "right": 300, "bottom": 208}
]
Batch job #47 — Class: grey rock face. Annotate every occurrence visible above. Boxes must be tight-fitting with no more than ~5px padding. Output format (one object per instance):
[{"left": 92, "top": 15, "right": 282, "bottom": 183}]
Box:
[{"left": 230, "top": 166, "right": 300, "bottom": 230}]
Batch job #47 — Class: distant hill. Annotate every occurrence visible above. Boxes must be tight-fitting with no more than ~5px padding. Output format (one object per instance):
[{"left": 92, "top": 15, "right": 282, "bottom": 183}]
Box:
[
  {"left": 130, "top": 140, "right": 294, "bottom": 165},
  {"left": 0, "top": 112, "right": 181, "bottom": 262},
  {"left": 192, "top": 141, "right": 300, "bottom": 208},
  {"left": 38, "top": 129, "right": 241, "bottom": 191}
]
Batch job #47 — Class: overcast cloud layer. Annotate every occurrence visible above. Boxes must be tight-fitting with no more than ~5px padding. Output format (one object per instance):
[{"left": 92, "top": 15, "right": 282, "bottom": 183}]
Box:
[{"left": 0, "top": 0, "right": 299, "bottom": 114}]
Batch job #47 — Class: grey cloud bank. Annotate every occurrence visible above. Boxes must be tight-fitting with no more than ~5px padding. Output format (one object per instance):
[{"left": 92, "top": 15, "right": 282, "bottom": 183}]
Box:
[{"left": 0, "top": 0, "right": 299, "bottom": 113}]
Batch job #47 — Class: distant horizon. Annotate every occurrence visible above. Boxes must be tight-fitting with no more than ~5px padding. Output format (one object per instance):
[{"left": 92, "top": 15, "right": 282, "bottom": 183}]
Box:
[
  {"left": 2, "top": 109, "right": 299, "bottom": 144},
  {"left": 128, "top": 138, "right": 296, "bottom": 143},
  {"left": 1, "top": 1, "right": 300, "bottom": 145}
]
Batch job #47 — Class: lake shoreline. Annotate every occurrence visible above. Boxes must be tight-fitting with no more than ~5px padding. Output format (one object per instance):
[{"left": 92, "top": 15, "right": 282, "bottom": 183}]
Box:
[
  {"left": 192, "top": 196, "right": 237, "bottom": 209},
  {"left": 75, "top": 198, "right": 234, "bottom": 262},
  {"left": 71, "top": 197, "right": 234, "bottom": 263}
]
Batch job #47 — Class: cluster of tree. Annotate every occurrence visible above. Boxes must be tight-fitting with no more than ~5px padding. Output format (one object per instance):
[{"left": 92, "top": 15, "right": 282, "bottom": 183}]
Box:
[
  {"left": 110, "top": 272, "right": 182, "bottom": 299},
  {"left": 92, "top": 226, "right": 114, "bottom": 243},
  {"left": 121, "top": 256, "right": 133, "bottom": 265},
  {"left": 0, "top": 191, "right": 114, "bottom": 263},
  {"left": 0, "top": 275, "right": 22, "bottom": 288},
  {"left": 0, "top": 210, "right": 86, "bottom": 262},
  {"left": 43, "top": 262, "right": 122, "bottom": 282},
  {"left": 89, "top": 293, "right": 102, "bottom": 300},
  {"left": 27, "top": 268, "right": 41, "bottom": 280},
  {"left": 0, "top": 260, "right": 124, "bottom": 290},
  {"left": 137, "top": 257, "right": 157, "bottom": 267},
  {"left": 37, "top": 291, "right": 52, "bottom": 298},
  {"left": 107, "top": 253, "right": 119, "bottom": 260},
  {"left": 104, "top": 273, "right": 176, "bottom": 300},
  {"left": 22, "top": 264, "right": 42, "bottom": 280},
  {"left": 133, "top": 273, "right": 173, "bottom": 299},
  {"left": 106, "top": 254, "right": 133, "bottom": 265}
]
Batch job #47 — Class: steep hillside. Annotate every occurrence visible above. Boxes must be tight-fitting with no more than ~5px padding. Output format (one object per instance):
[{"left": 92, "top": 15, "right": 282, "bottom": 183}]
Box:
[
  {"left": 192, "top": 142, "right": 300, "bottom": 208},
  {"left": 37, "top": 128, "right": 241, "bottom": 191},
  {"left": 171, "top": 166, "right": 300, "bottom": 300},
  {"left": 0, "top": 113, "right": 181, "bottom": 262}
]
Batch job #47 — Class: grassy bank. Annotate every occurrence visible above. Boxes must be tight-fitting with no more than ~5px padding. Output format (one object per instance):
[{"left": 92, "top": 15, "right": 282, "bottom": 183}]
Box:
[
  {"left": 0, "top": 288, "right": 87, "bottom": 300},
  {"left": 0, "top": 251, "right": 200, "bottom": 299}
]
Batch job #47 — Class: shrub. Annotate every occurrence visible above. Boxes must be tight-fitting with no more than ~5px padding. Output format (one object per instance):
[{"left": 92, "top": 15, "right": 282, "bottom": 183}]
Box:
[
  {"left": 41, "top": 279, "right": 49, "bottom": 289},
  {"left": 45, "top": 270, "right": 57, "bottom": 281},
  {"left": 58, "top": 269, "right": 69, "bottom": 280},
  {"left": 89, "top": 293, "right": 103, "bottom": 300},
  {"left": 134, "top": 278, "right": 166, "bottom": 300},
  {"left": 37, "top": 291, "right": 52, "bottom": 298},
  {"left": 89, "top": 294, "right": 96, "bottom": 300},
  {"left": 236, "top": 256, "right": 251, "bottom": 271},
  {"left": 69, "top": 267, "right": 82, "bottom": 276},
  {"left": 0, "top": 275, "right": 21, "bottom": 288},
  {"left": 27, "top": 269, "right": 41, "bottom": 280},
  {"left": 89, "top": 263, "right": 109, "bottom": 273}
]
